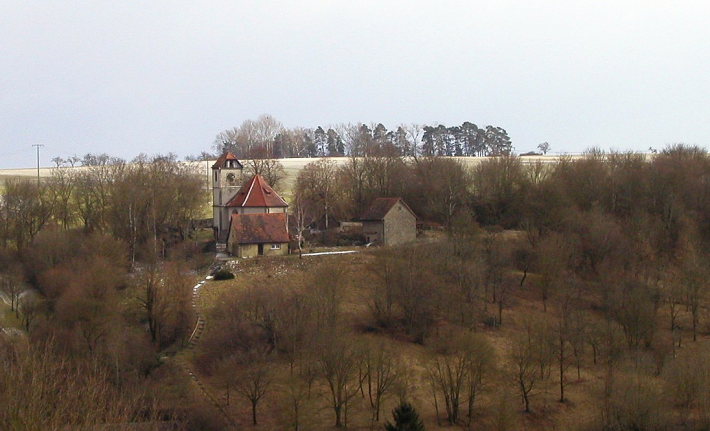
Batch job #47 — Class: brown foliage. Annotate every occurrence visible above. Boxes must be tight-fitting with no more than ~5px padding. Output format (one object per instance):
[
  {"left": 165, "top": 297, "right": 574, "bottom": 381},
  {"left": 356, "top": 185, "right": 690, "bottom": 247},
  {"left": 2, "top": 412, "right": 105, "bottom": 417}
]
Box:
[{"left": 0, "top": 338, "right": 164, "bottom": 431}]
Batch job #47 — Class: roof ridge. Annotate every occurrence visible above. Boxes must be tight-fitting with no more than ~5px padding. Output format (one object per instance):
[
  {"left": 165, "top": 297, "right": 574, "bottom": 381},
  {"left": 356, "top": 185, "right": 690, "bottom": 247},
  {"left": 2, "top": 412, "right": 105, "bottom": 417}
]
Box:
[
  {"left": 359, "top": 197, "right": 416, "bottom": 221},
  {"left": 225, "top": 174, "right": 288, "bottom": 208},
  {"left": 243, "top": 175, "right": 257, "bottom": 204}
]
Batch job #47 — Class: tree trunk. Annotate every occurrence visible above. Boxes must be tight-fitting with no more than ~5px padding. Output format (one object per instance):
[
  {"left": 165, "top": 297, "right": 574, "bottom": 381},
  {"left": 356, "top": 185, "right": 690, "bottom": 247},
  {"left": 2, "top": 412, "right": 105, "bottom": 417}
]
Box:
[
  {"left": 334, "top": 404, "right": 342, "bottom": 427},
  {"left": 559, "top": 359, "right": 565, "bottom": 403}
]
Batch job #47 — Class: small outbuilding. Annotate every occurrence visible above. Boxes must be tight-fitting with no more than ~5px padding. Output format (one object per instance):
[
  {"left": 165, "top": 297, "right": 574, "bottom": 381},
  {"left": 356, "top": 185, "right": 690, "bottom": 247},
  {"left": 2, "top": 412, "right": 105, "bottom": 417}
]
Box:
[
  {"left": 227, "top": 212, "right": 289, "bottom": 258},
  {"left": 359, "top": 197, "right": 417, "bottom": 246}
]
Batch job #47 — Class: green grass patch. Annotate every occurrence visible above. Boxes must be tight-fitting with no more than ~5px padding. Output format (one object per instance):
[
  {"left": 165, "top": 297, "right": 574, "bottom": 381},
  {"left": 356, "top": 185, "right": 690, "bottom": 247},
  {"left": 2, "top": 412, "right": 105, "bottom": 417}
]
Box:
[{"left": 0, "top": 304, "right": 23, "bottom": 330}]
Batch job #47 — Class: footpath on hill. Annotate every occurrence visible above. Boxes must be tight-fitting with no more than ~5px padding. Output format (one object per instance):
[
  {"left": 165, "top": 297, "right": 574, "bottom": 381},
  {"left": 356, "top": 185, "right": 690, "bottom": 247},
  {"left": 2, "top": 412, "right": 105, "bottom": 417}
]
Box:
[{"left": 173, "top": 262, "right": 237, "bottom": 430}]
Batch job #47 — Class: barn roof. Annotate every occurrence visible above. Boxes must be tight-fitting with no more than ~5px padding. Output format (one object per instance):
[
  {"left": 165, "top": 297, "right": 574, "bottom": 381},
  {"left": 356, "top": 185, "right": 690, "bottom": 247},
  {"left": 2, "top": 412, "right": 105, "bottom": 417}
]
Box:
[
  {"left": 226, "top": 174, "right": 288, "bottom": 208},
  {"left": 359, "top": 197, "right": 416, "bottom": 221},
  {"left": 229, "top": 213, "right": 289, "bottom": 244},
  {"left": 211, "top": 151, "right": 243, "bottom": 169}
]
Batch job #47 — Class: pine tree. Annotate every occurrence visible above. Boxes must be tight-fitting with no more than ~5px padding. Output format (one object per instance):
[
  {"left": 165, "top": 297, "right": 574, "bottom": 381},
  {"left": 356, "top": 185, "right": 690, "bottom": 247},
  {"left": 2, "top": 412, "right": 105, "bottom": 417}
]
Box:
[{"left": 385, "top": 402, "right": 425, "bottom": 431}]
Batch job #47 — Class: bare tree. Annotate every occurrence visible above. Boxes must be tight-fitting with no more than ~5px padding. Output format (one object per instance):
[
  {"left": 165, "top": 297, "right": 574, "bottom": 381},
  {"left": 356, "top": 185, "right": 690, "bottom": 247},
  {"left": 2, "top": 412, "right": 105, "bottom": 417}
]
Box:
[
  {"left": 411, "top": 156, "right": 471, "bottom": 228},
  {"left": 0, "top": 270, "right": 23, "bottom": 316},
  {"left": 535, "top": 232, "right": 577, "bottom": 312},
  {"left": 271, "top": 288, "right": 315, "bottom": 374},
  {"left": 682, "top": 251, "right": 708, "bottom": 342},
  {"left": 222, "top": 347, "right": 272, "bottom": 425},
  {"left": 295, "top": 158, "right": 343, "bottom": 230},
  {"left": 0, "top": 339, "right": 156, "bottom": 431},
  {"left": 280, "top": 375, "right": 315, "bottom": 431},
  {"left": 18, "top": 294, "right": 42, "bottom": 331},
  {"left": 1, "top": 178, "right": 55, "bottom": 250},
  {"left": 555, "top": 287, "right": 576, "bottom": 403},
  {"left": 601, "top": 372, "right": 670, "bottom": 431},
  {"left": 309, "top": 264, "right": 347, "bottom": 332},
  {"left": 137, "top": 260, "right": 194, "bottom": 348},
  {"left": 464, "top": 334, "right": 495, "bottom": 426},
  {"left": 243, "top": 156, "right": 286, "bottom": 190},
  {"left": 663, "top": 350, "right": 709, "bottom": 425},
  {"left": 537, "top": 142, "right": 551, "bottom": 155},
  {"left": 53, "top": 258, "right": 125, "bottom": 355},
  {"left": 292, "top": 189, "right": 318, "bottom": 258},
  {"left": 48, "top": 167, "right": 77, "bottom": 229},
  {"left": 318, "top": 335, "right": 364, "bottom": 428},
  {"left": 51, "top": 156, "right": 65, "bottom": 168},
  {"left": 367, "top": 248, "right": 400, "bottom": 328},
  {"left": 362, "top": 340, "right": 401, "bottom": 422},
  {"left": 391, "top": 246, "right": 440, "bottom": 343},
  {"left": 426, "top": 332, "right": 494, "bottom": 425},
  {"left": 510, "top": 318, "right": 554, "bottom": 412},
  {"left": 490, "top": 388, "right": 519, "bottom": 431},
  {"left": 663, "top": 267, "right": 685, "bottom": 352},
  {"left": 214, "top": 114, "right": 284, "bottom": 157},
  {"left": 481, "top": 228, "right": 503, "bottom": 307},
  {"left": 137, "top": 263, "right": 165, "bottom": 345},
  {"left": 472, "top": 155, "right": 526, "bottom": 226}
]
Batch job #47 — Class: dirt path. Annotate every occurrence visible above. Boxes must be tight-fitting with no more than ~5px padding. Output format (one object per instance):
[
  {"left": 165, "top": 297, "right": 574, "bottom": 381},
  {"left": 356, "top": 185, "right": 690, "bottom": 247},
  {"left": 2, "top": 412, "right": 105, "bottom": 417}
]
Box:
[{"left": 174, "top": 272, "right": 238, "bottom": 430}]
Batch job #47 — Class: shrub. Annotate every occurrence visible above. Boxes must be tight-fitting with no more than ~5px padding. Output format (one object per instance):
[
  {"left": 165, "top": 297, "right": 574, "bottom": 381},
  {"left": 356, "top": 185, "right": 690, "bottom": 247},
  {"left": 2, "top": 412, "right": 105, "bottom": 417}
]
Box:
[{"left": 213, "top": 269, "right": 234, "bottom": 280}]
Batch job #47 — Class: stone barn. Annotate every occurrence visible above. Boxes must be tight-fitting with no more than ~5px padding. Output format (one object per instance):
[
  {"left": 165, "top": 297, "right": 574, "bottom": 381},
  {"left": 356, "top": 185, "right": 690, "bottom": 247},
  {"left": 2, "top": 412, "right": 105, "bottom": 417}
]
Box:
[{"left": 359, "top": 197, "right": 417, "bottom": 246}]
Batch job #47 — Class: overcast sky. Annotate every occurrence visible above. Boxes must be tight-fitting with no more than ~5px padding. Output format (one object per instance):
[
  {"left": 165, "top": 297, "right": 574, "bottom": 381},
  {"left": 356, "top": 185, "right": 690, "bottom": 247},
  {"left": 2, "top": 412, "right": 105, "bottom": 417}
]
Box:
[{"left": 1, "top": 1, "right": 708, "bottom": 169}]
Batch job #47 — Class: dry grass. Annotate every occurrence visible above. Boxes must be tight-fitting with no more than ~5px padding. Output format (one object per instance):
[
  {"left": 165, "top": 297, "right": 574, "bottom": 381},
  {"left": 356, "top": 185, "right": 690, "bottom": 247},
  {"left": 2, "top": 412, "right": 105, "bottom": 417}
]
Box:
[
  {"left": 189, "top": 246, "right": 668, "bottom": 431},
  {"left": 0, "top": 155, "right": 568, "bottom": 204},
  {"left": 0, "top": 301, "right": 22, "bottom": 330}
]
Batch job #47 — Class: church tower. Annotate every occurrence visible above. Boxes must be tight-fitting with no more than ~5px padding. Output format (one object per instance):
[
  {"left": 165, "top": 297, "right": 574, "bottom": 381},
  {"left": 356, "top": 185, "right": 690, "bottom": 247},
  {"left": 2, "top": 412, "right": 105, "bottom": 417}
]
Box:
[{"left": 212, "top": 151, "right": 243, "bottom": 243}]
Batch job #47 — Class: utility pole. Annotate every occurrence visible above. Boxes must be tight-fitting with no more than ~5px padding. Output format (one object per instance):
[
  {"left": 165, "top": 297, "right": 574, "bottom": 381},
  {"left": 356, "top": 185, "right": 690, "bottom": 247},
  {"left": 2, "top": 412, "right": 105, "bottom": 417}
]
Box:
[{"left": 32, "top": 144, "right": 44, "bottom": 186}]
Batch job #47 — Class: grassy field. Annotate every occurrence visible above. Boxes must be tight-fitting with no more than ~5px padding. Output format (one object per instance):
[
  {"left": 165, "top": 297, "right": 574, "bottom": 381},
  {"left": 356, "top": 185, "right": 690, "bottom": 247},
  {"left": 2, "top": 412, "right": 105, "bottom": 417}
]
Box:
[
  {"left": 189, "top": 249, "right": 614, "bottom": 431},
  {"left": 0, "top": 155, "right": 565, "bottom": 203},
  {"left": 0, "top": 295, "right": 23, "bottom": 331}
]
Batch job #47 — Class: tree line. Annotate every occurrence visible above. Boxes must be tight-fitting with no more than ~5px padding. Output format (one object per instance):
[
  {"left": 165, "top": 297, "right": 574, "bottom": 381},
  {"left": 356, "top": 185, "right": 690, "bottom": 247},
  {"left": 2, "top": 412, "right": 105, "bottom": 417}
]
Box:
[
  {"left": 1, "top": 153, "right": 205, "bottom": 259},
  {"left": 207, "top": 114, "right": 514, "bottom": 160},
  {"left": 291, "top": 145, "right": 710, "bottom": 245}
]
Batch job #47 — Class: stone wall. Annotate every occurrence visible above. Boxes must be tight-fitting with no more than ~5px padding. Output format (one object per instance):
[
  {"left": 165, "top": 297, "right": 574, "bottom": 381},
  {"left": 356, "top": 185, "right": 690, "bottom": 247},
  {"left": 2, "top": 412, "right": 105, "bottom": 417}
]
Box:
[
  {"left": 231, "top": 242, "right": 288, "bottom": 258},
  {"left": 383, "top": 201, "right": 417, "bottom": 246}
]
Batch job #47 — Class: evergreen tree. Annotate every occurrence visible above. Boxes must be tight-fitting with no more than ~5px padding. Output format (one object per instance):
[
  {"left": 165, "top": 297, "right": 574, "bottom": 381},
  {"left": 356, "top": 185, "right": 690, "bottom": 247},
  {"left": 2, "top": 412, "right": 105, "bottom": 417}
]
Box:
[
  {"left": 393, "top": 126, "right": 410, "bottom": 156},
  {"left": 421, "top": 126, "right": 436, "bottom": 156},
  {"left": 327, "top": 128, "right": 344, "bottom": 156},
  {"left": 314, "top": 126, "right": 327, "bottom": 156},
  {"left": 373, "top": 123, "right": 389, "bottom": 147},
  {"left": 385, "top": 402, "right": 425, "bottom": 431}
]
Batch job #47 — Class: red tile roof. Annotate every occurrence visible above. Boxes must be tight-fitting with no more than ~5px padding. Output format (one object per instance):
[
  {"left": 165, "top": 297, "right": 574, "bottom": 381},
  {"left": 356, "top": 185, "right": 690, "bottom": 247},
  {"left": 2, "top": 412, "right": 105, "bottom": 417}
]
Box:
[
  {"left": 226, "top": 174, "right": 288, "bottom": 208},
  {"left": 359, "top": 197, "right": 416, "bottom": 221},
  {"left": 211, "top": 151, "right": 243, "bottom": 169},
  {"left": 230, "top": 213, "right": 289, "bottom": 244}
]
